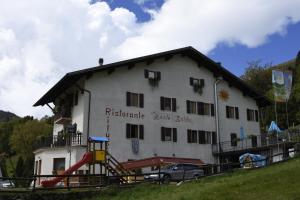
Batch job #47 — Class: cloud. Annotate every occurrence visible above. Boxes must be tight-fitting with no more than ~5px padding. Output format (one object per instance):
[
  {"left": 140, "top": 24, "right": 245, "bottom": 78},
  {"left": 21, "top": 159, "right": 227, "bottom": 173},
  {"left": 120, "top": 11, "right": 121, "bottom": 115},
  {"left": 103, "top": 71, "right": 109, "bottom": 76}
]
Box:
[{"left": 0, "top": 0, "right": 300, "bottom": 117}]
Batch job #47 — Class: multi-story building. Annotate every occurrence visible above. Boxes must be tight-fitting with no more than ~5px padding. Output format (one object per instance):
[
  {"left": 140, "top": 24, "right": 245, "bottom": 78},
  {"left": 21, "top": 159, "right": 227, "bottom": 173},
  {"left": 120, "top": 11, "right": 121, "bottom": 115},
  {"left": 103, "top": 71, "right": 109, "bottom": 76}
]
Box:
[{"left": 33, "top": 46, "right": 270, "bottom": 176}]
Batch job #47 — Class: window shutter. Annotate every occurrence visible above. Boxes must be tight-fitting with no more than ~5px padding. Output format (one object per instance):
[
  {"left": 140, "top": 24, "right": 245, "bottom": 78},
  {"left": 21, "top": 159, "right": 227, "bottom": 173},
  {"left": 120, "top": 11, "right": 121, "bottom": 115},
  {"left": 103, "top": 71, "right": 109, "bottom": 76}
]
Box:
[
  {"left": 189, "top": 77, "right": 194, "bottom": 86},
  {"left": 235, "top": 107, "right": 239, "bottom": 119},
  {"left": 187, "top": 129, "right": 191, "bottom": 143},
  {"left": 139, "top": 125, "right": 144, "bottom": 140},
  {"left": 247, "top": 109, "right": 250, "bottom": 121},
  {"left": 187, "top": 100, "right": 191, "bottom": 114},
  {"left": 226, "top": 106, "right": 230, "bottom": 118},
  {"left": 126, "top": 92, "right": 131, "bottom": 106},
  {"left": 231, "top": 133, "right": 237, "bottom": 146},
  {"left": 160, "top": 97, "right": 164, "bottom": 111},
  {"left": 198, "top": 131, "right": 205, "bottom": 144},
  {"left": 200, "top": 79, "right": 205, "bottom": 87},
  {"left": 173, "top": 128, "right": 177, "bottom": 142},
  {"left": 212, "top": 131, "right": 217, "bottom": 144},
  {"left": 144, "top": 69, "right": 149, "bottom": 78},
  {"left": 126, "top": 124, "right": 130, "bottom": 138},
  {"left": 255, "top": 110, "right": 259, "bottom": 122},
  {"left": 172, "top": 98, "right": 177, "bottom": 112},
  {"left": 161, "top": 127, "right": 165, "bottom": 141},
  {"left": 156, "top": 71, "right": 161, "bottom": 80},
  {"left": 198, "top": 102, "right": 204, "bottom": 115},
  {"left": 139, "top": 94, "right": 144, "bottom": 108},
  {"left": 210, "top": 104, "right": 215, "bottom": 116}
]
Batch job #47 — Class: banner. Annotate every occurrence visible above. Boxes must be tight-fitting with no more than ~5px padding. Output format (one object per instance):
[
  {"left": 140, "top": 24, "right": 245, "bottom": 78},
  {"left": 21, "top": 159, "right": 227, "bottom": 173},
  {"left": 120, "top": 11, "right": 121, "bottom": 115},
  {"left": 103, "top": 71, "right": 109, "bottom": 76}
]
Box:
[
  {"left": 283, "top": 71, "right": 293, "bottom": 100},
  {"left": 272, "top": 70, "right": 293, "bottom": 102}
]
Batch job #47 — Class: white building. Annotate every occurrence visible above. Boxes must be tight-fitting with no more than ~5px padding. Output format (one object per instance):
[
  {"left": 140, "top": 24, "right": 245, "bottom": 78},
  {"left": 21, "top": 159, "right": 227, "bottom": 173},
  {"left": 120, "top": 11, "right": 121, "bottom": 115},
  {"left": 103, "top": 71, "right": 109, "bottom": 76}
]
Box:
[{"left": 33, "top": 46, "right": 270, "bottom": 176}]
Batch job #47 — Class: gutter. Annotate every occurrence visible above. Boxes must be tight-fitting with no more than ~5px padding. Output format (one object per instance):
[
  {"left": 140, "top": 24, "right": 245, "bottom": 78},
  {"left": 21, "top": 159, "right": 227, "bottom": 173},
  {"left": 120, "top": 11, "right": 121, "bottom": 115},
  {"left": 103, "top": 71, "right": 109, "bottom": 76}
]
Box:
[{"left": 214, "top": 77, "right": 222, "bottom": 170}]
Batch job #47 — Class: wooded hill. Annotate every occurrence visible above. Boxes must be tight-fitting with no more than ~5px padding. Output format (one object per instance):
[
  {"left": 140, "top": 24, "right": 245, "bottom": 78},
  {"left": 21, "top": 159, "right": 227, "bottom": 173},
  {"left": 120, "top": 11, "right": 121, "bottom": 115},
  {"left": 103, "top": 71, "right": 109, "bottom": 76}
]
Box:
[
  {"left": 241, "top": 51, "right": 300, "bottom": 131},
  {"left": 0, "top": 110, "right": 19, "bottom": 122}
]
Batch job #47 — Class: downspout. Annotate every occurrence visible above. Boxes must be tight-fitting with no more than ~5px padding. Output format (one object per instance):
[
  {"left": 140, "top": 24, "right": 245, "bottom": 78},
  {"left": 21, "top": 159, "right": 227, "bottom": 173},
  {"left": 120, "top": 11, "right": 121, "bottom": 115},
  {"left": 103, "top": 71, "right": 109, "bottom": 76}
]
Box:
[
  {"left": 214, "top": 77, "right": 222, "bottom": 170},
  {"left": 76, "top": 84, "right": 91, "bottom": 152}
]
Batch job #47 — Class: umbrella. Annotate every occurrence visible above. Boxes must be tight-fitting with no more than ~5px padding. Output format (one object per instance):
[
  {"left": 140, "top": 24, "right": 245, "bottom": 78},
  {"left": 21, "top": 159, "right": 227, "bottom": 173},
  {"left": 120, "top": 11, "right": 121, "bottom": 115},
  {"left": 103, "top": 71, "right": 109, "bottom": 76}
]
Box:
[
  {"left": 240, "top": 126, "right": 246, "bottom": 140},
  {"left": 268, "top": 121, "right": 282, "bottom": 134}
]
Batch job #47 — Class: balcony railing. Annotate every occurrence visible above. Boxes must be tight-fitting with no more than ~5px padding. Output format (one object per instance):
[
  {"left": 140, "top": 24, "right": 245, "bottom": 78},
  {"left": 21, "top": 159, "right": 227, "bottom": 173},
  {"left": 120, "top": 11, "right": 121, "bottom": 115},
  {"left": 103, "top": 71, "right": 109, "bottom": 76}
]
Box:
[
  {"left": 212, "top": 131, "right": 300, "bottom": 154},
  {"left": 35, "top": 132, "right": 83, "bottom": 150}
]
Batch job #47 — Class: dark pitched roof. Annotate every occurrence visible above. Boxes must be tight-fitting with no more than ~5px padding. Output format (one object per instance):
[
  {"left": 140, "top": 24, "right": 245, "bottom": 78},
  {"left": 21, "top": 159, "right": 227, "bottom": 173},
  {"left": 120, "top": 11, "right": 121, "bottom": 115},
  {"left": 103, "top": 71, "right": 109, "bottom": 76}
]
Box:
[{"left": 34, "top": 46, "right": 271, "bottom": 107}]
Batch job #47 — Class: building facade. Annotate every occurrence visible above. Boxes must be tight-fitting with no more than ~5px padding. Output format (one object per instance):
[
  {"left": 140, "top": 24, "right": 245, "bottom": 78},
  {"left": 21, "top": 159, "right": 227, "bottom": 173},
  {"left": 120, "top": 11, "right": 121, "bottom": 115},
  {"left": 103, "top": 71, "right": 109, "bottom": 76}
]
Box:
[{"left": 33, "top": 47, "right": 269, "bottom": 175}]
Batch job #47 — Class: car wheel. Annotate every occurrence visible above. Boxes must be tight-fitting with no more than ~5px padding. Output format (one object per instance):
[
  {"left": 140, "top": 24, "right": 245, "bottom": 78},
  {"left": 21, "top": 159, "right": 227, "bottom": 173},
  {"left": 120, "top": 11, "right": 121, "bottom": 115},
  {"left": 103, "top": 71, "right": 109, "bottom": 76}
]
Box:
[{"left": 162, "top": 175, "right": 171, "bottom": 184}]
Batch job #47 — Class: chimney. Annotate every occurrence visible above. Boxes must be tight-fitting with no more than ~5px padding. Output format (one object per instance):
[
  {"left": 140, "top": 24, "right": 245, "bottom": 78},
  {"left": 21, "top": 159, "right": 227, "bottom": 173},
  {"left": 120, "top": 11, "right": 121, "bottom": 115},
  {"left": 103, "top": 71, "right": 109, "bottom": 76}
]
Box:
[{"left": 99, "top": 58, "right": 104, "bottom": 66}]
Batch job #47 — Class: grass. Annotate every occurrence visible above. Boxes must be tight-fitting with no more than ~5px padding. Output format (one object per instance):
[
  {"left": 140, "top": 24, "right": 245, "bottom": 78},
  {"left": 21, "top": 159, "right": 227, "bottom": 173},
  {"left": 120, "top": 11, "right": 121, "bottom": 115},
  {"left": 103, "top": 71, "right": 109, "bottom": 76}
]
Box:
[{"left": 88, "top": 157, "right": 300, "bottom": 200}]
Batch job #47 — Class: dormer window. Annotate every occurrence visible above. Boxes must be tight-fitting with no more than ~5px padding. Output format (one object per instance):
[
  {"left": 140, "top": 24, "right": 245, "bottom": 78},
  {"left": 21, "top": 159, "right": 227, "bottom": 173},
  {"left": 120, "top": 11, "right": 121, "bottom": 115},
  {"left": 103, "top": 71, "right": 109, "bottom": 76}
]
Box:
[
  {"left": 190, "top": 77, "right": 204, "bottom": 94},
  {"left": 145, "top": 69, "right": 161, "bottom": 86}
]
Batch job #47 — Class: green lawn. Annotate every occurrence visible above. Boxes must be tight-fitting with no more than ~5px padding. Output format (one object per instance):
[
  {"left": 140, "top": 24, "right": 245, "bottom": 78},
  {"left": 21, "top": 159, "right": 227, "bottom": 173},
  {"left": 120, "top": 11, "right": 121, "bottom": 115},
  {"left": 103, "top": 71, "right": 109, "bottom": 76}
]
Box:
[{"left": 89, "top": 157, "right": 300, "bottom": 200}]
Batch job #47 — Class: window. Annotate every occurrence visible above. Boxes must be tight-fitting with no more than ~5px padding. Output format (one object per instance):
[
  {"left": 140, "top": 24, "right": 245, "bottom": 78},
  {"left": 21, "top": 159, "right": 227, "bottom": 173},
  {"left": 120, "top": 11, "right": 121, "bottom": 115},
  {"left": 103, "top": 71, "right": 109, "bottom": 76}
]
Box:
[
  {"left": 126, "top": 124, "right": 144, "bottom": 139},
  {"left": 198, "top": 131, "right": 212, "bottom": 144},
  {"left": 187, "top": 100, "right": 197, "bottom": 114},
  {"left": 53, "top": 158, "right": 66, "bottom": 171},
  {"left": 226, "top": 106, "right": 239, "bottom": 119},
  {"left": 145, "top": 69, "right": 161, "bottom": 87},
  {"left": 187, "top": 130, "right": 198, "bottom": 143},
  {"left": 161, "top": 127, "right": 177, "bottom": 142},
  {"left": 145, "top": 69, "right": 161, "bottom": 80},
  {"left": 188, "top": 129, "right": 214, "bottom": 144},
  {"left": 230, "top": 133, "right": 237, "bottom": 146},
  {"left": 126, "top": 92, "right": 144, "bottom": 108},
  {"left": 161, "top": 97, "right": 176, "bottom": 112},
  {"left": 187, "top": 100, "right": 214, "bottom": 116},
  {"left": 189, "top": 77, "right": 205, "bottom": 93},
  {"left": 190, "top": 77, "right": 205, "bottom": 87},
  {"left": 247, "top": 109, "right": 259, "bottom": 121}
]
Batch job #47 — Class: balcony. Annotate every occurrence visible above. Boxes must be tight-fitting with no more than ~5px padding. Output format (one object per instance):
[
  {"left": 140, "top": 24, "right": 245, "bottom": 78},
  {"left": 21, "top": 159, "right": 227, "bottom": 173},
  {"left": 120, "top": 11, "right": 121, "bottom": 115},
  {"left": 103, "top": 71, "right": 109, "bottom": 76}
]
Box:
[
  {"left": 212, "top": 131, "right": 300, "bottom": 155},
  {"left": 54, "top": 107, "right": 72, "bottom": 124},
  {"left": 35, "top": 132, "right": 83, "bottom": 150}
]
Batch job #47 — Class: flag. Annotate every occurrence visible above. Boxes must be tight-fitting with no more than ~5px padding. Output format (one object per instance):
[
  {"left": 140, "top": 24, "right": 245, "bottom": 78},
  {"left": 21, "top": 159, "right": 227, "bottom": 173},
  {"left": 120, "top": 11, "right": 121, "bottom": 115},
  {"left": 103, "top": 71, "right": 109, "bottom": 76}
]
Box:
[{"left": 272, "top": 70, "right": 293, "bottom": 102}]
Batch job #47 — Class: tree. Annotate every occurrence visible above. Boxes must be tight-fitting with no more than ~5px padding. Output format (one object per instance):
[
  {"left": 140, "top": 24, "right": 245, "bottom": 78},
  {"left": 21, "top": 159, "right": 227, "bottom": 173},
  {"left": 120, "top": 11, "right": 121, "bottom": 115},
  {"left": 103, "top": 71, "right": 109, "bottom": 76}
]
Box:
[
  {"left": 241, "top": 60, "right": 273, "bottom": 94},
  {"left": 9, "top": 120, "right": 52, "bottom": 160}
]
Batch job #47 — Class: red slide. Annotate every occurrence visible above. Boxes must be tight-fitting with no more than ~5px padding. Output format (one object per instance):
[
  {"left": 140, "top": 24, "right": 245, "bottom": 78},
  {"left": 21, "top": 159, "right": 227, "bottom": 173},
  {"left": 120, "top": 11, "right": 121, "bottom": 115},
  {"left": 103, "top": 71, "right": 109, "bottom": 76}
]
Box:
[{"left": 41, "top": 152, "right": 93, "bottom": 187}]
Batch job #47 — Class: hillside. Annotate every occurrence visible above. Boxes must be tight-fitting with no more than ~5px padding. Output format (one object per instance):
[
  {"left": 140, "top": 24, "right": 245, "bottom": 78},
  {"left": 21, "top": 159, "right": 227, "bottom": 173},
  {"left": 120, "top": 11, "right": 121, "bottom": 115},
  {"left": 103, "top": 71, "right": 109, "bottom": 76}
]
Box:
[
  {"left": 89, "top": 157, "right": 300, "bottom": 200},
  {"left": 0, "top": 110, "right": 19, "bottom": 122}
]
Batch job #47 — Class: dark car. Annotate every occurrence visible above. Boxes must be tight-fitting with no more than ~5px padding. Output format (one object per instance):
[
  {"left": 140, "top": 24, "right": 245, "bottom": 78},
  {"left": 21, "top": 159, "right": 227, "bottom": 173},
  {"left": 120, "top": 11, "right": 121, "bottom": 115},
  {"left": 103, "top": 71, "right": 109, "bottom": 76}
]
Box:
[{"left": 144, "top": 163, "right": 204, "bottom": 183}]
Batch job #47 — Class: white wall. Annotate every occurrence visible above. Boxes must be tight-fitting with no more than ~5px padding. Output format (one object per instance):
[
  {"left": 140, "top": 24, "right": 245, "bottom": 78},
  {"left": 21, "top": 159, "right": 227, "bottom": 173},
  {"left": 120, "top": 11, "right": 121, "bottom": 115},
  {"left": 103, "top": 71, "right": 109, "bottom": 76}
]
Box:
[
  {"left": 45, "top": 54, "right": 260, "bottom": 166},
  {"left": 217, "top": 81, "right": 260, "bottom": 142},
  {"left": 34, "top": 147, "right": 87, "bottom": 175},
  {"left": 78, "top": 55, "right": 260, "bottom": 164}
]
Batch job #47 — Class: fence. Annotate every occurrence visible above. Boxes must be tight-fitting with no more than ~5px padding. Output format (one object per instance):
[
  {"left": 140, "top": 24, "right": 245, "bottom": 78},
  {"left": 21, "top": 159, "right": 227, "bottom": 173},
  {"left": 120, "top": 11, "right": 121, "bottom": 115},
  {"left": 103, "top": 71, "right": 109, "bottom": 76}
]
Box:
[
  {"left": 0, "top": 149, "right": 298, "bottom": 192},
  {"left": 212, "top": 132, "right": 300, "bottom": 153}
]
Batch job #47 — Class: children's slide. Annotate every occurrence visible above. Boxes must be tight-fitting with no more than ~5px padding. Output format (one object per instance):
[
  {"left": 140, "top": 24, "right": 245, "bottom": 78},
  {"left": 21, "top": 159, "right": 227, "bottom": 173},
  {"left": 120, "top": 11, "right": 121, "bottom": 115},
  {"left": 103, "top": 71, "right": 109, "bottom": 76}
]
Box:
[{"left": 41, "top": 152, "right": 93, "bottom": 187}]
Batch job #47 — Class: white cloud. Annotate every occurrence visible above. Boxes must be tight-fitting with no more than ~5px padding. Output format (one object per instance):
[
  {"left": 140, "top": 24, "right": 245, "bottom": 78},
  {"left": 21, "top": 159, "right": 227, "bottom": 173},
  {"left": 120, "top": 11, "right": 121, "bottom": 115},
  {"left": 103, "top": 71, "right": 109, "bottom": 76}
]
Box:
[{"left": 0, "top": 0, "right": 300, "bottom": 118}]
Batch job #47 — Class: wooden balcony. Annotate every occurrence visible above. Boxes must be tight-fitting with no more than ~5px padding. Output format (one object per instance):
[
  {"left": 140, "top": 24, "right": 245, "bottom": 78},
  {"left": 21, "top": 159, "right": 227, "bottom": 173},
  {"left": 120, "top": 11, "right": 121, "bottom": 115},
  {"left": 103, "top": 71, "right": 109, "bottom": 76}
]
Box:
[
  {"left": 54, "top": 107, "right": 72, "bottom": 124},
  {"left": 34, "top": 132, "right": 83, "bottom": 150}
]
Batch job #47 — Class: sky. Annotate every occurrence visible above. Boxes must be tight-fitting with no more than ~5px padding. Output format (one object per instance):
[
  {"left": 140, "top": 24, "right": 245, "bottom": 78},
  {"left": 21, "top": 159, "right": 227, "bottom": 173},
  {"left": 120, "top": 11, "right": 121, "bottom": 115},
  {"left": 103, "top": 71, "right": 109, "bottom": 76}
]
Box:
[{"left": 0, "top": 0, "right": 300, "bottom": 118}]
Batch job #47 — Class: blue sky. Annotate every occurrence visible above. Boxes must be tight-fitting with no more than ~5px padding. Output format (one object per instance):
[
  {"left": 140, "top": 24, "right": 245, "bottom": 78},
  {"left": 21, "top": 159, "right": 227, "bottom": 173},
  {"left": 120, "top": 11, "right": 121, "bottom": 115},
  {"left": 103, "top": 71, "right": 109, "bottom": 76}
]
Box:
[{"left": 101, "top": 0, "right": 300, "bottom": 76}]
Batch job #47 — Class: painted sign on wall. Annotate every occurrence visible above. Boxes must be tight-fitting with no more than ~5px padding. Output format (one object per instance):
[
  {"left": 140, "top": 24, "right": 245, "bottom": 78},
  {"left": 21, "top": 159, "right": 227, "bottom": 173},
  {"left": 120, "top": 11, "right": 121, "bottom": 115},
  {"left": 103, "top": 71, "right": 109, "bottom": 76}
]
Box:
[{"left": 151, "top": 111, "right": 192, "bottom": 123}]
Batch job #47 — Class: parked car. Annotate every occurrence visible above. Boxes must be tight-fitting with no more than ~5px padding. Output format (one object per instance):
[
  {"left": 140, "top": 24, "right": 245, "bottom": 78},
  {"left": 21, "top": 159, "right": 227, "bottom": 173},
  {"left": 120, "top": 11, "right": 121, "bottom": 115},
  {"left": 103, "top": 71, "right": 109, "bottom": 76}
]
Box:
[
  {"left": 144, "top": 163, "right": 204, "bottom": 183},
  {"left": 0, "top": 180, "right": 15, "bottom": 189}
]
